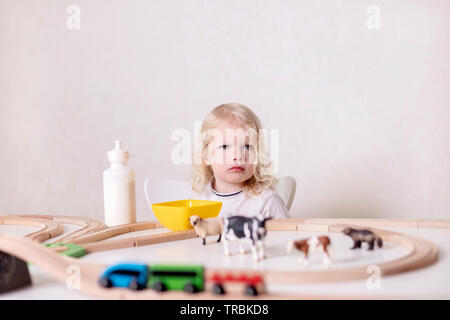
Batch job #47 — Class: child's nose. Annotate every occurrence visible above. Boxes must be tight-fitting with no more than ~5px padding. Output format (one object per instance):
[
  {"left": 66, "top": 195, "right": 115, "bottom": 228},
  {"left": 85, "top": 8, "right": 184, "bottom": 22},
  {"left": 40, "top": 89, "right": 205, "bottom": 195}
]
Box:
[{"left": 234, "top": 150, "right": 244, "bottom": 161}]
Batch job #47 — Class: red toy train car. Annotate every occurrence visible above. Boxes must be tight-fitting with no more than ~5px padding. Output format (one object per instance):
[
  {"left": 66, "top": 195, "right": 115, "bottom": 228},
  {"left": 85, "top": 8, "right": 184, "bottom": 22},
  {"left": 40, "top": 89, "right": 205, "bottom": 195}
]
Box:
[{"left": 208, "top": 271, "right": 266, "bottom": 296}]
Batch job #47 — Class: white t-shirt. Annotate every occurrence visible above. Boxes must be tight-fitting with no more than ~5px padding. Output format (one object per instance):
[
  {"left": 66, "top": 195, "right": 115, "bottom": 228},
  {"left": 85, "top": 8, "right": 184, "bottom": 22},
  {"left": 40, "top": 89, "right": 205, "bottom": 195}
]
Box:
[{"left": 188, "top": 179, "right": 289, "bottom": 219}]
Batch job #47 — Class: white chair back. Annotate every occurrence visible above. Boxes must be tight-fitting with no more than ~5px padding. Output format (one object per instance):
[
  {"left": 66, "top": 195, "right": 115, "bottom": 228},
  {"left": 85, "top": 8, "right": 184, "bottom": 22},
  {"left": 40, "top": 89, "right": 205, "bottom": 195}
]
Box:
[
  {"left": 144, "top": 177, "right": 191, "bottom": 210},
  {"left": 273, "top": 176, "right": 297, "bottom": 211}
]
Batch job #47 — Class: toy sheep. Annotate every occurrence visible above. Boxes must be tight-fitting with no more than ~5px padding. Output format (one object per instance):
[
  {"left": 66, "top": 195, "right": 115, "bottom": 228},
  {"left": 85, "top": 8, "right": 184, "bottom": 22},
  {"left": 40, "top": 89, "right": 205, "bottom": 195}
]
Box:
[{"left": 189, "top": 215, "right": 223, "bottom": 245}]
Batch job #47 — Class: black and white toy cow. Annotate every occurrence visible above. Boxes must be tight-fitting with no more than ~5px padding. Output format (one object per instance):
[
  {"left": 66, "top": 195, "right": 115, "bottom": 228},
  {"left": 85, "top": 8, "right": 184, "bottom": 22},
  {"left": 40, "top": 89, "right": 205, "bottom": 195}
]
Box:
[{"left": 222, "top": 215, "right": 272, "bottom": 261}]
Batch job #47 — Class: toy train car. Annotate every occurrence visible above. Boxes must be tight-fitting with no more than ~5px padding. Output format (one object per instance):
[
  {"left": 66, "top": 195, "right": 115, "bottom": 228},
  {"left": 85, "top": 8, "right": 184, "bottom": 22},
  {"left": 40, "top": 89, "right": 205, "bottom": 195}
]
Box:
[
  {"left": 98, "top": 263, "right": 204, "bottom": 293},
  {"left": 208, "top": 271, "right": 266, "bottom": 296},
  {"left": 98, "top": 263, "right": 265, "bottom": 296}
]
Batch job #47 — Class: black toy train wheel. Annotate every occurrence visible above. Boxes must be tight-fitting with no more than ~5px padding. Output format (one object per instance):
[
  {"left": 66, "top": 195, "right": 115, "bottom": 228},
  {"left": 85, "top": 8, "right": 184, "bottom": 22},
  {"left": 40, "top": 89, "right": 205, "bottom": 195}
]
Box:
[
  {"left": 183, "top": 282, "right": 198, "bottom": 293},
  {"left": 98, "top": 277, "right": 112, "bottom": 288},
  {"left": 212, "top": 283, "right": 225, "bottom": 295},
  {"left": 153, "top": 281, "right": 167, "bottom": 292},
  {"left": 128, "top": 278, "right": 143, "bottom": 291},
  {"left": 244, "top": 285, "right": 258, "bottom": 296}
]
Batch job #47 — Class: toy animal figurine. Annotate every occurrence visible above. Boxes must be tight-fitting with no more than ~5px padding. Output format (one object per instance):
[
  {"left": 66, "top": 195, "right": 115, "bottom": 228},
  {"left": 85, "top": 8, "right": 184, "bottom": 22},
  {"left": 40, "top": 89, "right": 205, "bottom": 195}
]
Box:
[
  {"left": 286, "top": 236, "right": 332, "bottom": 267},
  {"left": 342, "top": 227, "right": 383, "bottom": 250},
  {"left": 189, "top": 215, "right": 223, "bottom": 245},
  {"left": 222, "top": 215, "right": 272, "bottom": 261}
]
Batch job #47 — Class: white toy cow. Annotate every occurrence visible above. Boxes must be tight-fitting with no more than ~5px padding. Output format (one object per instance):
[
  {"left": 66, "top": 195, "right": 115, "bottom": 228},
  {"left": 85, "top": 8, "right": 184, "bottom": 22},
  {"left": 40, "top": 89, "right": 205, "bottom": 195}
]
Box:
[{"left": 222, "top": 215, "right": 272, "bottom": 261}]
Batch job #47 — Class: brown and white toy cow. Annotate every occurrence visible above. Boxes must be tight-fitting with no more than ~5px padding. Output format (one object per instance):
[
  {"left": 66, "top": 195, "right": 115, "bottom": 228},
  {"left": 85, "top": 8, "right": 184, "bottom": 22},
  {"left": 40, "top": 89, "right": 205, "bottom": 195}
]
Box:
[{"left": 286, "top": 236, "right": 332, "bottom": 267}]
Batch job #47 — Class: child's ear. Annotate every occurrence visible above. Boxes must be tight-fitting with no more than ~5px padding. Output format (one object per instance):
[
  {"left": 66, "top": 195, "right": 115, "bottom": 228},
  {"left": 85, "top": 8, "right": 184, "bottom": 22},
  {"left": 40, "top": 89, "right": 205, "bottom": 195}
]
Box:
[{"left": 203, "top": 148, "right": 211, "bottom": 166}]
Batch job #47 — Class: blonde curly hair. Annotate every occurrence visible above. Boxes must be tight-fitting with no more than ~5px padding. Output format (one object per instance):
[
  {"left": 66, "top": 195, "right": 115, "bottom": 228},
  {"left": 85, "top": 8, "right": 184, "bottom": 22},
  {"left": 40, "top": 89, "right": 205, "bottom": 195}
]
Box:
[{"left": 191, "top": 102, "right": 277, "bottom": 197}]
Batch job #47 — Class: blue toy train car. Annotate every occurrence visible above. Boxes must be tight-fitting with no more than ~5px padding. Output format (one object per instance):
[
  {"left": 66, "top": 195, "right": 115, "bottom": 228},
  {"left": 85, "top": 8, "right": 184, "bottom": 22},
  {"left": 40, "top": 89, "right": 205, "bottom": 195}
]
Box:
[{"left": 98, "top": 263, "right": 148, "bottom": 290}]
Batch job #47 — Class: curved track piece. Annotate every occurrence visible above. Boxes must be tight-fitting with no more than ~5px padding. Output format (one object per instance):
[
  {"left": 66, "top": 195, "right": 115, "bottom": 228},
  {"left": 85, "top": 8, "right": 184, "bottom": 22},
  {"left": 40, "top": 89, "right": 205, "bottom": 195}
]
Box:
[
  {"left": 0, "top": 215, "right": 63, "bottom": 242},
  {"left": 6, "top": 215, "right": 106, "bottom": 243}
]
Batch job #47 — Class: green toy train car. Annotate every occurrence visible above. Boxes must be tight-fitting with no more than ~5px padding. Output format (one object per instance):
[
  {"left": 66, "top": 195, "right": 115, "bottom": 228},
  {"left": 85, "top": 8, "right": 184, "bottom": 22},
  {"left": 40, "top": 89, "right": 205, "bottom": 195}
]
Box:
[{"left": 148, "top": 264, "right": 204, "bottom": 293}]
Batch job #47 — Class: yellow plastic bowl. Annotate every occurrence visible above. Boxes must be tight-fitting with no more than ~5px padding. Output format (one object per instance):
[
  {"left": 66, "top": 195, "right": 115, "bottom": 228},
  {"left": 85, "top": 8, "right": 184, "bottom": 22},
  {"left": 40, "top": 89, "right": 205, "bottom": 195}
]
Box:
[{"left": 151, "top": 199, "right": 222, "bottom": 231}]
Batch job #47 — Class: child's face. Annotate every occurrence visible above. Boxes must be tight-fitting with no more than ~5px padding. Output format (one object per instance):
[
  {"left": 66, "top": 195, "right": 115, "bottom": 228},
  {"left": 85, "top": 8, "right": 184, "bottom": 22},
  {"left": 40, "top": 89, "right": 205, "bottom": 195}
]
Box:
[{"left": 205, "top": 118, "right": 257, "bottom": 186}]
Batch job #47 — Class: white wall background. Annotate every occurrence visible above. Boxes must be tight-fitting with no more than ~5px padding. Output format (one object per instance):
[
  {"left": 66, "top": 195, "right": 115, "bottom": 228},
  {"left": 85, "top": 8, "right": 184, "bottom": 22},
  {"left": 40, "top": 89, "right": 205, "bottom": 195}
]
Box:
[{"left": 0, "top": 0, "right": 449, "bottom": 222}]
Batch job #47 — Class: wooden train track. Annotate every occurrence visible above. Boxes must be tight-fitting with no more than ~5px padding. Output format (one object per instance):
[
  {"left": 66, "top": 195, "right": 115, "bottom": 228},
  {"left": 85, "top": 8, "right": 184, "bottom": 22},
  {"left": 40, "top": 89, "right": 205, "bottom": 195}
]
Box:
[
  {"left": 4, "top": 214, "right": 107, "bottom": 243},
  {"left": 0, "top": 215, "right": 63, "bottom": 242},
  {"left": 0, "top": 215, "right": 445, "bottom": 299},
  {"left": 0, "top": 232, "right": 434, "bottom": 300}
]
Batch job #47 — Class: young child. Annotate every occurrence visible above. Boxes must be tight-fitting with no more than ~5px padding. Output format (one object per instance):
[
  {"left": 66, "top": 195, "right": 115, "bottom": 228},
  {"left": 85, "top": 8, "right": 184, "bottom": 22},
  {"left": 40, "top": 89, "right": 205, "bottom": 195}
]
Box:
[{"left": 189, "top": 103, "right": 289, "bottom": 219}]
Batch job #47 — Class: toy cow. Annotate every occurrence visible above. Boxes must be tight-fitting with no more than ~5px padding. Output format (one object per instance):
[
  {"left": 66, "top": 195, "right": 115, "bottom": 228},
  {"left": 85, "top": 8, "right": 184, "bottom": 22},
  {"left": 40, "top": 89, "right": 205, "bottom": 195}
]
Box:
[
  {"left": 342, "top": 227, "right": 383, "bottom": 250},
  {"left": 286, "top": 236, "right": 332, "bottom": 267},
  {"left": 222, "top": 215, "right": 272, "bottom": 261}
]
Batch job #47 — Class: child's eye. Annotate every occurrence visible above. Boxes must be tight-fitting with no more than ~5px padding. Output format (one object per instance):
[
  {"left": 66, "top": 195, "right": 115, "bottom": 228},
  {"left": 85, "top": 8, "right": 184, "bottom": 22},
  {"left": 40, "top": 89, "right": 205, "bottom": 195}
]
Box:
[
  {"left": 219, "top": 144, "right": 229, "bottom": 150},
  {"left": 244, "top": 144, "right": 253, "bottom": 150}
]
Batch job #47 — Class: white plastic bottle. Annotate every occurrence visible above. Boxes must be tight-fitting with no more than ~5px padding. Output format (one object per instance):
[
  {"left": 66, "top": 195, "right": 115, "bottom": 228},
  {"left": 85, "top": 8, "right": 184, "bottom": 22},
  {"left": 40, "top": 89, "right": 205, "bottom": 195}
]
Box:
[{"left": 103, "top": 140, "right": 136, "bottom": 226}]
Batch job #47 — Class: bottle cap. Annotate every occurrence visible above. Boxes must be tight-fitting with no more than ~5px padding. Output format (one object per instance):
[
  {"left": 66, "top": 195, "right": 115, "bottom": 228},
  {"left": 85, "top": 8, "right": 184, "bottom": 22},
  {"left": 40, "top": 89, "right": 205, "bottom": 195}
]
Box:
[{"left": 107, "top": 140, "right": 130, "bottom": 163}]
